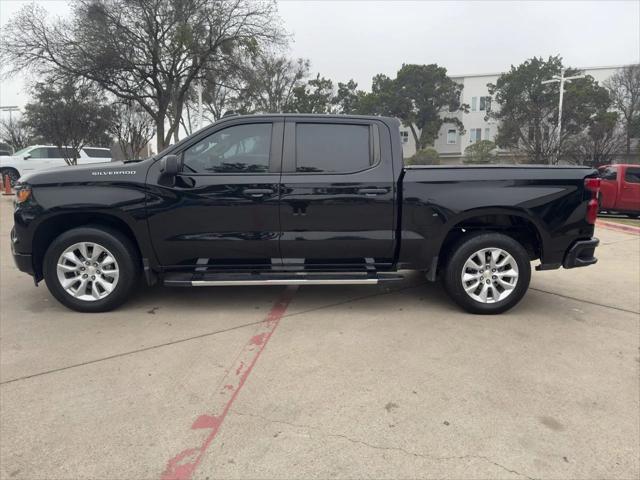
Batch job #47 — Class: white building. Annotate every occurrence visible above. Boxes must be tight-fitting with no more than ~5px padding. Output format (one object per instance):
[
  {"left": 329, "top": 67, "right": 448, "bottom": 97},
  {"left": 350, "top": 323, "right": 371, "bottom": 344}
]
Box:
[{"left": 399, "top": 65, "right": 624, "bottom": 162}]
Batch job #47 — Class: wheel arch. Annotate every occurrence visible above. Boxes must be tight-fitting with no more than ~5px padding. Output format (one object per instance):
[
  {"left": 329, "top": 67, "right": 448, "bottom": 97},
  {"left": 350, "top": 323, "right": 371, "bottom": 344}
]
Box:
[
  {"left": 32, "top": 212, "right": 145, "bottom": 281},
  {"left": 434, "top": 208, "right": 547, "bottom": 274}
]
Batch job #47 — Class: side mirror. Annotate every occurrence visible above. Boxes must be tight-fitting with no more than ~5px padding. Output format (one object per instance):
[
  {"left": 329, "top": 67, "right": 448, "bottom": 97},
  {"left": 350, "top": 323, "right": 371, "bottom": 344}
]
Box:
[
  {"left": 23, "top": 154, "right": 31, "bottom": 160},
  {"left": 160, "top": 154, "right": 182, "bottom": 176}
]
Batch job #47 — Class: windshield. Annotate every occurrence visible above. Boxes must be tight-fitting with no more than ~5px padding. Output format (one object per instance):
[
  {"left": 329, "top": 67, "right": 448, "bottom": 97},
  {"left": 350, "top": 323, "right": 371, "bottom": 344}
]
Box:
[{"left": 13, "top": 147, "right": 32, "bottom": 157}]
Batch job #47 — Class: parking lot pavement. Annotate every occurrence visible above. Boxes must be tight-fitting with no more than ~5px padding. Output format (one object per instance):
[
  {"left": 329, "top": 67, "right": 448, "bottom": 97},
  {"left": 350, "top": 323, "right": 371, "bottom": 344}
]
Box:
[{"left": 1, "top": 195, "right": 639, "bottom": 480}]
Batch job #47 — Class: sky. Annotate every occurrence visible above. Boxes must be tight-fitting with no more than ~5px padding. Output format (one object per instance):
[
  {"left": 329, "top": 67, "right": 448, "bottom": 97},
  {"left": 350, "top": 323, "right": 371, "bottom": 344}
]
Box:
[{"left": 1, "top": 0, "right": 639, "bottom": 113}]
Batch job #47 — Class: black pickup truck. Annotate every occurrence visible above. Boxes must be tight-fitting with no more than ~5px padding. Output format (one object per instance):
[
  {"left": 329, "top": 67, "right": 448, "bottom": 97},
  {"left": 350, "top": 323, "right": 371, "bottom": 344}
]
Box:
[{"left": 10, "top": 114, "right": 600, "bottom": 314}]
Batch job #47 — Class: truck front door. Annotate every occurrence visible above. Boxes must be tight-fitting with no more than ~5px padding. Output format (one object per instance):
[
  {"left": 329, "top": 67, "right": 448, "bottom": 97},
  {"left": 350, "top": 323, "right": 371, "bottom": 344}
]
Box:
[
  {"left": 619, "top": 166, "right": 640, "bottom": 212},
  {"left": 278, "top": 118, "right": 396, "bottom": 270},
  {"left": 146, "top": 119, "right": 283, "bottom": 270},
  {"left": 598, "top": 165, "right": 618, "bottom": 210}
]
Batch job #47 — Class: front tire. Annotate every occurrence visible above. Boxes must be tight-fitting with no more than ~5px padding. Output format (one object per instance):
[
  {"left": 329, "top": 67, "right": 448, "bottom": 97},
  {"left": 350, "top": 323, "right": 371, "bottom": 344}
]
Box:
[
  {"left": 443, "top": 232, "right": 531, "bottom": 314},
  {"left": 43, "top": 227, "right": 140, "bottom": 312}
]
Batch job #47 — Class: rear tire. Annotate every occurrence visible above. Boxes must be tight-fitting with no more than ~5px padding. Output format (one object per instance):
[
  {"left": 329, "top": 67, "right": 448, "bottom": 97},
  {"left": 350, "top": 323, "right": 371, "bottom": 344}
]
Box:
[
  {"left": 43, "top": 226, "right": 140, "bottom": 312},
  {"left": 443, "top": 232, "right": 531, "bottom": 314},
  {"left": 627, "top": 213, "right": 639, "bottom": 219}
]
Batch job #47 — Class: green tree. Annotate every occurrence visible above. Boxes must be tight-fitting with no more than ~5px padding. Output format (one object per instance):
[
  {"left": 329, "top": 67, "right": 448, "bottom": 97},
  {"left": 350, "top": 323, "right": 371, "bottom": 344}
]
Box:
[
  {"left": 488, "top": 56, "right": 611, "bottom": 164},
  {"left": 405, "top": 148, "right": 440, "bottom": 165},
  {"left": 464, "top": 140, "right": 497, "bottom": 164},
  {"left": 1, "top": 0, "right": 283, "bottom": 150},
  {"left": 23, "top": 79, "right": 114, "bottom": 165},
  {"left": 605, "top": 64, "right": 640, "bottom": 155},
  {"left": 285, "top": 74, "right": 335, "bottom": 113},
  {"left": 358, "top": 64, "right": 466, "bottom": 150},
  {"left": 334, "top": 79, "right": 364, "bottom": 114}
]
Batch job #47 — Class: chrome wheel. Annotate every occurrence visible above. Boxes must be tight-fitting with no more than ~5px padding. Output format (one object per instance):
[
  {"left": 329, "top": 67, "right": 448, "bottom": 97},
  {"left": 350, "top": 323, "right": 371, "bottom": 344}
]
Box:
[
  {"left": 56, "top": 242, "right": 120, "bottom": 301},
  {"left": 461, "top": 247, "right": 519, "bottom": 304}
]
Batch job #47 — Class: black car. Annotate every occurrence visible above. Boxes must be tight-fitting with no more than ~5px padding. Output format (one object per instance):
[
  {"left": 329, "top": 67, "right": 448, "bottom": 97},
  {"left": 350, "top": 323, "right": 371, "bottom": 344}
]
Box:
[{"left": 11, "top": 114, "right": 600, "bottom": 314}]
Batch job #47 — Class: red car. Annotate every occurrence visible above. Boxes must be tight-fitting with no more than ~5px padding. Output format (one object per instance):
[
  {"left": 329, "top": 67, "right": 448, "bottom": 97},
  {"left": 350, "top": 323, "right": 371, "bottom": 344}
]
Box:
[{"left": 598, "top": 164, "right": 640, "bottom": 218}]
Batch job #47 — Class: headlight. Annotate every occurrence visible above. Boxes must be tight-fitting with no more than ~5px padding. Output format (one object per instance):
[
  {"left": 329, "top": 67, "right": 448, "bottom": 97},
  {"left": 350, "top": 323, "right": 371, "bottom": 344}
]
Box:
[{"left": 14, "top": 184, "right": 31, "bottom": 203}]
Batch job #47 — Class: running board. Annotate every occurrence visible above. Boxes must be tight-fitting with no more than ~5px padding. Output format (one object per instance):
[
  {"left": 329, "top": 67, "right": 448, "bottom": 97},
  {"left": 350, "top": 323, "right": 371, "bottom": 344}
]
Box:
[{"left": 163, "top": 272, "right": 403, "bottom": 287}]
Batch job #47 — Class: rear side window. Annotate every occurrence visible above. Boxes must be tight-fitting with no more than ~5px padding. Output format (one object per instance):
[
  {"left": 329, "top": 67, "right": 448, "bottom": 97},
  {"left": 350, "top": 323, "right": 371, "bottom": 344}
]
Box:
[
  {"left": 625, "top": 167, "right": 640, "bottom": 183},
  {"left": 47, "top": 148, "right": 63, "bottom": 158},
  {"left": 600, "top": 166, "right": 617, "bottom": 180},
  {"left": 295, "top": 123, "right": 373, "bottom": 173},
  {"left": 84, "top": 148, "right": 111, "bottom": 158}
]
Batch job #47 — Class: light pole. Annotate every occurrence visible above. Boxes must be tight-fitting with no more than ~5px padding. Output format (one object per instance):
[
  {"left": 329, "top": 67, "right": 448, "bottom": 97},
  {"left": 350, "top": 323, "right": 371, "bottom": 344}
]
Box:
[
  {"left": 0, "top": 106, "right": 20, "bottom": 122},
  {"left": 542, "top": 69, "right": 584, "bottom": 164}
]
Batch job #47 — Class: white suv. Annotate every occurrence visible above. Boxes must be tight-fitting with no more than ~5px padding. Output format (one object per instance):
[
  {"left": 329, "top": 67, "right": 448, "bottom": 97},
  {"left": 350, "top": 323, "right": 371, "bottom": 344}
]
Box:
[{"left": 0, "top": 145, "right": 112, "bottom": 185}]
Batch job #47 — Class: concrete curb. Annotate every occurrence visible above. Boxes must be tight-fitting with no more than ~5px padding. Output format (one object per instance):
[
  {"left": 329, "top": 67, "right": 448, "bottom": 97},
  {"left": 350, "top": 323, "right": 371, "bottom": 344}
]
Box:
[{"left": 597, "top": 220, "right": 640, "bottom": 235}]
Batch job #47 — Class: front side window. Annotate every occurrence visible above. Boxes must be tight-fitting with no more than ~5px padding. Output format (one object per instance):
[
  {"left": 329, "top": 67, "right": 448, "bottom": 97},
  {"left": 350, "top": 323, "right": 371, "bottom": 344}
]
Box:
[
  {"left": 295, "top": 123, "right": 372, "bottom": 173},
  {"left": 600, "top": 166, "right": 617, "bottom": 180},
  {"left": 28, "top": 148, "right": 48, "bottom": 159},
  {"left": 183, "top": 123, "right": 272, "bottom": 174},
  {"left": 47, "top": 147, "right": 77, "bottom": 158},
  {"left": 447, "top": 129, "right": 457, "bottom": 144},
  {"left": 624, "top": 167, "right": 640, "bottom": 183}
]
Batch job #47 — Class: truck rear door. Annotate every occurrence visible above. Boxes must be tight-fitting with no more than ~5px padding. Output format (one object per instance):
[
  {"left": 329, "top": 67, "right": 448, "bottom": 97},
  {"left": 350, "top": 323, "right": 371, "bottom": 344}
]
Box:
[{"left": 278, "top": 118, "right": 396, "bottom": 270}]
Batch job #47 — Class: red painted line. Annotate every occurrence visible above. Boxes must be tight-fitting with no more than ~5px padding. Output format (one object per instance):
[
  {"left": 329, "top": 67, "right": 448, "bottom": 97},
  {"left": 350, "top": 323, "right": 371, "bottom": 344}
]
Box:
[
  {"left": 160, "top": 286, "right": 298, "bottom": 480},
  {"left": 597, "top": 220, "right": 640, "bottom": 235}
]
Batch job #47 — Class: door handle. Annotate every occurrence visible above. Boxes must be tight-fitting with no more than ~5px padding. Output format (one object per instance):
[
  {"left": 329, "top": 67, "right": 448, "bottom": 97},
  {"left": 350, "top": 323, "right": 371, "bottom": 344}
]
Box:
[
  {"left": 357, "top": 188, "right": 388, "bottom": 196},
  {"left": 243, "top": 188, "right": 274, "bottom": 198}
]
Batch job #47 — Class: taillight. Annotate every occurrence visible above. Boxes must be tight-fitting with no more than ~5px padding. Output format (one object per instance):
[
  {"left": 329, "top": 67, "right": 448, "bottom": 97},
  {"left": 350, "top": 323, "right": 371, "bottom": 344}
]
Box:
[{"left": 585, "top": 177, "right": 601, "bottom": 224}]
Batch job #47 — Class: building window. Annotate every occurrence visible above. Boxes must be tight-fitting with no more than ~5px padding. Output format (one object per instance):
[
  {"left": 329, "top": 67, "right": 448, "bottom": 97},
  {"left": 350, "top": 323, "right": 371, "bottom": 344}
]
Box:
[
  {"left": 400, "top": 131, "right": 409, "bottom": 144},
  {"left": 471, "top": 97, "right": 477, "bottom": 111},
  {"left": 447, "top": 129, "right": 457, "bottom": 144},
  {"left": 479, "top": 96, "right": 491, "bottom": 112},
  {"left": 484, "top": 128, "right": 490, "bottom": 140},
  {"left": 470, "top": 128, "right": 482, "bottom": 143}
]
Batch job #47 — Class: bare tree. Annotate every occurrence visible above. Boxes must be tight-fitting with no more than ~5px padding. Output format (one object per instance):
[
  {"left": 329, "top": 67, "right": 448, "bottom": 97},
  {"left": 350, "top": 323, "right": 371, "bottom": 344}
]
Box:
[
  {"left": 565, "top": 112, "right": 626, "bottom": 166},
  {"left": 0, "top": 117, "right": 32, "bottom": 151},
  {"left": 238, "top": 53, "right": 310, "bottom": 113},
  {"left": 109, "top": 103, "right": 155, "bottom": 160},
  {"left": 1, "top": 0, "right": 284, "bottom": 151},
  {"left": 605, "top": 64, "right": 640, "bottom": 155}
]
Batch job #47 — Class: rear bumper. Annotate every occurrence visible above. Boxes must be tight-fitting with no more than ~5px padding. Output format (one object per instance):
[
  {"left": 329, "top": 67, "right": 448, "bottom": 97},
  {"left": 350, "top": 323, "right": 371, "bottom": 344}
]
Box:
[{"left": 562, "top": 237, "right": 599, "bottom": 269}]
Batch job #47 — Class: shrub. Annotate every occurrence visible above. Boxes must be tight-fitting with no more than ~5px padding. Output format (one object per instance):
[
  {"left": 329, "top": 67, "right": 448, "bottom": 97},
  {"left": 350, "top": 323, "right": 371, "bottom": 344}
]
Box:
[
  {"left": 406, "top": 148, "right": 440, "bottom": 165},
  {"left": 464, "top": 140, "right": 497, "bottom": 164}
]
